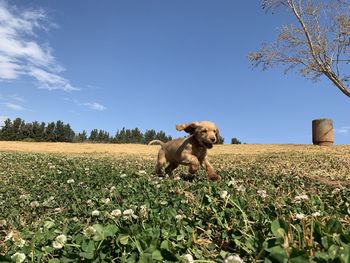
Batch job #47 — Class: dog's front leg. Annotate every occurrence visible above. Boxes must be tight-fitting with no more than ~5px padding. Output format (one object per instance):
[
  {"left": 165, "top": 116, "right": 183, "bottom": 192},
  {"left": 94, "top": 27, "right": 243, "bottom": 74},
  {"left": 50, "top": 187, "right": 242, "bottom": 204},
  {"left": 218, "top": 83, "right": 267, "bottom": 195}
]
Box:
[
  {"left": 203, "top": 157, "right": 220, "bottom": 181},
  {"left": 182, "top": 154, "right": 200, "bottom": 174}
]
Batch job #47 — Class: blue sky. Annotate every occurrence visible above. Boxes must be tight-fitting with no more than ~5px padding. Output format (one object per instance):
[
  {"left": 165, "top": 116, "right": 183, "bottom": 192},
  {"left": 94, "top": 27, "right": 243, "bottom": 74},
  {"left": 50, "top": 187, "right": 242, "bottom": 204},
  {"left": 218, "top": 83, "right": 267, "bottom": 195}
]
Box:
[{"left": 0, "top": 0, "right": 349, "bottom": 144}]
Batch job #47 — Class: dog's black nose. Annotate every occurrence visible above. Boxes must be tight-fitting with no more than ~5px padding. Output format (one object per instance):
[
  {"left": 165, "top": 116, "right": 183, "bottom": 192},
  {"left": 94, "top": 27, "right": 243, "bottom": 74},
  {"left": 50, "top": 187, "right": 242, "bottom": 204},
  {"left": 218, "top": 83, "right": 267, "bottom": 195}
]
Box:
[{"left": 210, "top": 137, "right": 216, "bottom": 143}]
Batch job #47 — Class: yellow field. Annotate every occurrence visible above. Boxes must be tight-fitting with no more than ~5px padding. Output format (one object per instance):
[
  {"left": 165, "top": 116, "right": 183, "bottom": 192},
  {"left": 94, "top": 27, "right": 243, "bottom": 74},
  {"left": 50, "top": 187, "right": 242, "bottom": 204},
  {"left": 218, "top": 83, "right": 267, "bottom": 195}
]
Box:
[{"left": 1, "top": 141, "right": 349, "bottom": 157}]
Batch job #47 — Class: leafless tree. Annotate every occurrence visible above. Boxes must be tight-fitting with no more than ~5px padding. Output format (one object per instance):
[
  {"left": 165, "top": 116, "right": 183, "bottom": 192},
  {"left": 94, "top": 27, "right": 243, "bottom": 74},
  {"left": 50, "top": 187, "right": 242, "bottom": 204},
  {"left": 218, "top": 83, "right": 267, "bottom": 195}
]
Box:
[{"left": 249, "top": 0, "right": 350, "bottom": 98}]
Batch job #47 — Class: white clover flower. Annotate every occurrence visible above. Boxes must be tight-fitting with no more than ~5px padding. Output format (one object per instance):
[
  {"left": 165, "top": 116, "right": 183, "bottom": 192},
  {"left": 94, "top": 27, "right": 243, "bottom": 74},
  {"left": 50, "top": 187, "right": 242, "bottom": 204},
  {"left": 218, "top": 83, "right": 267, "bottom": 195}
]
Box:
[
  {"left": 294, "top": 194, "right": 309, "bottom": 202},
  {"left": 91, "top": 210, "right": 100, "bottom": 217},
  {"left": 312, "top": 211, "right": 321, "bottom": 217},
  {"left": 227, "top": 179, "right": 236, "bottom": 187},
  {"left": 14, "top": 238, "right": 26, "bottom": 247},
  {"left": 123, "top": 209, "right": 134, "bottom": 219},
  {"left": 0, "top": 219, "right": 6, "bottom": 227},
  {"left": 53, "top": 240, "right": 63, "bottom": 249},
  {"left": 67, "top": 179, "right": 75, "bottom": 184},
  {"left": 111, "top": 209, "right": 122, "bottom": 218},
  {"left": 5, "top": 231, "right": 13, "bottom": 241},
  {"left": 175, "top": 214, "right": 186, "bottom": 221},
  {"left": 160, "top": 200, "right": 168, "bottom": 205},
  {"left": 219, "top": 190, "right": 228, "bottom": 199},
  {"left": 257, "top": 190, "right": 267, "bottom": 199},
  {"left": 101, "top": 198, "right": 111, "bottom": 204},
  {"left": 11, "top": 252, "right": 26, "bottom": 263},
  {"left": 120, "top": 173, "right": 127, "bottom": 178},
  {"left": 225, "top": 254, "right": 244, "bottom": 263},
  {"left": 53, "top": 234, "right": 67, "bottom": 249},
  {"left": 295, "top": 213, "right": 306, "bottom": 220},
  {"left": 85, "top": 167, "right": 90, "bottom": 171},
  {"left": 110, "top": 186, "right": 116, "bottom": 192},
  {"left": 235, "top": 185, "right": 245, "bottom": 193},
  {"left": 30, "top": 201, "right": 40, "bottom": 208},
  {"left": 44, "top": 221, "right": 55, "bottom": 229},
  {"left": 19, "top": 194, "right": 28, "bottom": 200},
  {"left": 83, "top": 226, "right": 96, "bottom": 237},
  {"left": 183, "top": 254, "right": 194, "bottom": 263},
  {"left": 138, "top": 170, "right": 147, "bottom": 175},
  {"left": 53, "top": 207, "right": 64, "bottom": 213},
  {"left": 139, "top": 205, "right": 148, "bottom": 219},
  {"left": 42, "top": 196, "right": 55, "bottom": 207},
  {"left": 174, "top": 176, "right": 181, "bottom": 181},
  {"left": 332, "top": 188, "right": 341, "bottom": 194},
  {"left": 86, "top": 199, "right": 93, "bottom": 206}
]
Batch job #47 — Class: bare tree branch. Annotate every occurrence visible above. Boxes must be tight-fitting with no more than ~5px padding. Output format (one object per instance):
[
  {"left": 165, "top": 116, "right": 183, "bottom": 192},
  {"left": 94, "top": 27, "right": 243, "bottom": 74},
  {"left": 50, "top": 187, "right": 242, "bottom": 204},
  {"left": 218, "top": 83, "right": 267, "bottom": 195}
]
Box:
[{"left": 251, "top": 0, "right": 350, "bottom": 98}]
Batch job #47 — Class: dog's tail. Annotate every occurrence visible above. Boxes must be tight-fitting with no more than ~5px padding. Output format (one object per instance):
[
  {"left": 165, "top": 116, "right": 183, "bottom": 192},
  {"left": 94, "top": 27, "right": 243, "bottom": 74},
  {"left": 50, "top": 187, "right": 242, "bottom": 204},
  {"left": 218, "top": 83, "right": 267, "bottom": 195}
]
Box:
[{"left": 148, "top": 140, "right": 164, "bottom": 148}]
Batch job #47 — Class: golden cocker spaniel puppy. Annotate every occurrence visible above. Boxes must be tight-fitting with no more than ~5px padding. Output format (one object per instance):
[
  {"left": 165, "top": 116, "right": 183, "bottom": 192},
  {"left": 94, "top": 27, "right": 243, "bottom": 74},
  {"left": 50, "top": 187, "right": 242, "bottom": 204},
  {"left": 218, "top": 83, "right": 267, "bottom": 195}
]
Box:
[{"left": 149, "top": 121, "right": 220, "bottom": 181}]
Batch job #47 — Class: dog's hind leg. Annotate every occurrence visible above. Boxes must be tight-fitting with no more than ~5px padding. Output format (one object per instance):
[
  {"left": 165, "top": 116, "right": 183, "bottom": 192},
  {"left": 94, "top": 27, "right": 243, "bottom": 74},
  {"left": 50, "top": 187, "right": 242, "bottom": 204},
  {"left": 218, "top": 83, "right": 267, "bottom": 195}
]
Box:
[
  {"left": 165, "top": 163, "right": 178, "bottom": 176},
  {"left": 155, "top": 149, "right": 166, "bottom": 176}
]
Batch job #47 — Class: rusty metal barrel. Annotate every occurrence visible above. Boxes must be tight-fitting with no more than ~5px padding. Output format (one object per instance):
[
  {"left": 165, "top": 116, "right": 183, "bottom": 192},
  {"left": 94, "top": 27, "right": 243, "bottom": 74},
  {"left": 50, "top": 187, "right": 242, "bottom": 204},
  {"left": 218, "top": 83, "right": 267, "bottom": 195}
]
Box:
[{"left": 312, "top": 119, "right": 334, "bottom": 146}]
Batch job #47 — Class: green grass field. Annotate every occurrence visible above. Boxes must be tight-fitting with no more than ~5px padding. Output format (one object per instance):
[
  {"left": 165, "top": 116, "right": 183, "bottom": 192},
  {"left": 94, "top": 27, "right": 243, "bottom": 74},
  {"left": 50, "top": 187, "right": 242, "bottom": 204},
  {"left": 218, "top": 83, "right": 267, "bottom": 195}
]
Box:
[{"left": 1, "top": 144, "right": 350, "bottom": 262}]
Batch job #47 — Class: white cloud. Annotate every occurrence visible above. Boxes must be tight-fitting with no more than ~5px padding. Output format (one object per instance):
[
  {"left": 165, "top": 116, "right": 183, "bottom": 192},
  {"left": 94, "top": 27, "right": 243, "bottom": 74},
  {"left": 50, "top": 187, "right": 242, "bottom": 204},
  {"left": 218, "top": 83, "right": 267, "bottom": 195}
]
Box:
[
  {"left": 335, "top": 126, "right": 350, "bottom": 135},
  {"left": 0, "top": 93, "right": 25, "bottom": 102},
  {"left": 0, "top": 93, "right": 26, "bottom": 111},
  {"left": 7, "top": 94, "right": 25, "bottom": 102},
  {"left": 3, "top": 102, "right": 24, "bottom": 111},
  {"left": 0, "top": 115, "right": 7, "bottom": 125},
  {"left": 0, "top": 1, "right": 77, "bottom": 91},
  {"left": 29, "top": 68, "right": 76, "bottom": 91},
  {"left": 63, "top": 98, "right": 107, "bottom": 112},
  {"left": 82, "top": 102, "right": 107, "bottom": 111}
]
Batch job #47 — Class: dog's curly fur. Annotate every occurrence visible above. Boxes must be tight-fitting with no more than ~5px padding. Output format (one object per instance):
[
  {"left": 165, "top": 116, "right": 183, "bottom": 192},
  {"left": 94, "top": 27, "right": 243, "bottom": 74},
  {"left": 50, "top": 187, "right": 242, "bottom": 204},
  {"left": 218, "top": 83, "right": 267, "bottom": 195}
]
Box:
[{"left": 149, "top": 121, "right": 220, "bottom": 181}]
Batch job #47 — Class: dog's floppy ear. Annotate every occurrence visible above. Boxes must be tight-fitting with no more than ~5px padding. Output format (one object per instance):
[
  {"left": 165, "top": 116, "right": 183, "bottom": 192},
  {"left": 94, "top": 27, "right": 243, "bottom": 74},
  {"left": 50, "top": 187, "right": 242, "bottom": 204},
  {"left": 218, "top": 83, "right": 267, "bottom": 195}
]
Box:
[
  {"left": 216, "top": 128, "right": 221, "bottom": 144},
  {"left": 176, "top": 122, "right": 199, "bottom": 134}
]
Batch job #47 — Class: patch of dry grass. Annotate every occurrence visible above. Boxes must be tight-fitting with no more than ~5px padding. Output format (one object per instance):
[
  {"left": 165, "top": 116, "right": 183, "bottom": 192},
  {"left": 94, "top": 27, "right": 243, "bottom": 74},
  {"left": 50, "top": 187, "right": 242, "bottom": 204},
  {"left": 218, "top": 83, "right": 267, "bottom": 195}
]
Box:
[
  {"left": 1, "top": 141, "right": 350, "bottom": 156},
  {"left": 1, "top": 141, "right": 349, "bottom": 186}
]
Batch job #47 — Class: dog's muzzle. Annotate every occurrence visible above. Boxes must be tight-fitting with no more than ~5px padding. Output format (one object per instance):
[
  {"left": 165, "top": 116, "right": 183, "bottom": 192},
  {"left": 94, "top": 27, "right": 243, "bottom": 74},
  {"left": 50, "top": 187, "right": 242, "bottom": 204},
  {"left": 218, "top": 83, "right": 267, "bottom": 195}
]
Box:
[{"left": 203, "top": 142, "right": 213, "bottom": 148}]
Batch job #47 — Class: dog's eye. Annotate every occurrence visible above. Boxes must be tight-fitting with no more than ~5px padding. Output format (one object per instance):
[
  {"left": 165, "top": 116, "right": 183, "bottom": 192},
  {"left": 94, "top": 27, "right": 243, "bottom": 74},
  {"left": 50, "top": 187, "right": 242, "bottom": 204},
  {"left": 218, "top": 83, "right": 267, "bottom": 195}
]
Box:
[
  {"left": 202, "top": 129, "right": 208, "bottom": 133},
  {"left": 213, "top": 130, "right": 217, "bottom": 134}
]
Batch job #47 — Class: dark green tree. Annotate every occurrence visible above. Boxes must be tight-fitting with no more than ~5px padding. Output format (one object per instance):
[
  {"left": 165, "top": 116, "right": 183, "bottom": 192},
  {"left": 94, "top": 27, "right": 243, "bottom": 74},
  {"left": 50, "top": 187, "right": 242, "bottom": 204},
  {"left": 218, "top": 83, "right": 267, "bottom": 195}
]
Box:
[
  {"left": 75, "top": 130, "right": 88, "bottom": 142},
  {"left": 0, "top": 118, "right": 14, "bottom": 141},
  {"left": 131, "top": 128, "right": 143, "bottom": 143},
  {"left": 63, "top": 124, "right": 75, "bottom": 142},
  {"left": 217, "top": 135, "right": 225, "bottom": 144},
  {"left": 45, "top": 122, "right": 56, "bottom": 142},
  {"left": 54, "top": 121, "right": 65, "bottom": 142},
  {"left": 13, "top": 117, "right": 25, "bottom": 140},
  {"left": 97, "top": 130, "right": 110, "bottom": 143},
  {"left": 32, "top": 121, "right": 45, "bottom": 141},
  {"left": 231, "top": 138, "right": 242, "bottom": 144},
  {"left": 113, "top": 128, "right": 126, "bottom": 143},
  {"left": 143, "top": 129, "right": 156, "bottom": 144},
  {"left": 155, "top": 131, "right": 172, "bottom": 142},
  {"left": 89, "top": 129, "right": 99, "bottom": 142}
]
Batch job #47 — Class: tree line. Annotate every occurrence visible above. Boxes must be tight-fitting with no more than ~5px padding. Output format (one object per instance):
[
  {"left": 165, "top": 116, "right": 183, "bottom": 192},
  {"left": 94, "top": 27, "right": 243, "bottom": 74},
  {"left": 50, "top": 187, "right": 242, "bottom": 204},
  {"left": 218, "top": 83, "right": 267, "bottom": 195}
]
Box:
[
  {"left": 0, "top": 117, "right": 244, "bottom": 144},
  {"left": 0, "top": 118, "right": 173, "bottom": 144}
]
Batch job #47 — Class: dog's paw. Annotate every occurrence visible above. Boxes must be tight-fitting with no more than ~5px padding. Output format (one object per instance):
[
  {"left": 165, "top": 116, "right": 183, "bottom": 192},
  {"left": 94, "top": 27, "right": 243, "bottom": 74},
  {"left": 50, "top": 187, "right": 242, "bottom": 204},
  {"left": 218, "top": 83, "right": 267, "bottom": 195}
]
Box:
[{"left": 208, "top": 173, "right": 221, "bottom": 181}]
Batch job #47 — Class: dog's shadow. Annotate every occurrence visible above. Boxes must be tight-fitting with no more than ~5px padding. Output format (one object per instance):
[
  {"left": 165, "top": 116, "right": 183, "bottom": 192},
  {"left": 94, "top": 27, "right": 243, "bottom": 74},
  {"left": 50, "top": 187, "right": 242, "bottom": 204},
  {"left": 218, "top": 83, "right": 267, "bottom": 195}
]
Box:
[{"left": 180, "top": 173, "right": 196, "bottom": 182}]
